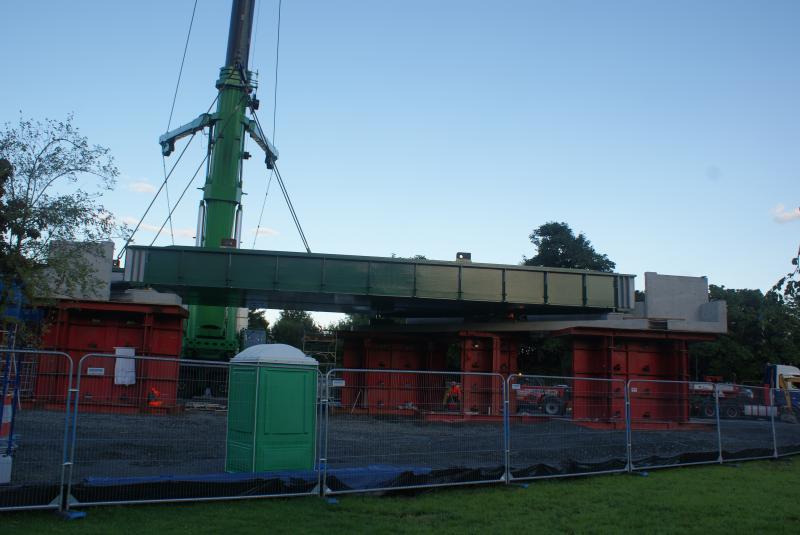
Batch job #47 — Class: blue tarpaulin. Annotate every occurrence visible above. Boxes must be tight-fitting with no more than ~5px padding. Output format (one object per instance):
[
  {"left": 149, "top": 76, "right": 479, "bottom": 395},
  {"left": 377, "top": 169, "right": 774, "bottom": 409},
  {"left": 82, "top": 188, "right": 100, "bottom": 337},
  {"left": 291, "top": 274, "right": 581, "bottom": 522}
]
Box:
[{"left": 82, "top": 464, "right": 433, "bottom": 490}]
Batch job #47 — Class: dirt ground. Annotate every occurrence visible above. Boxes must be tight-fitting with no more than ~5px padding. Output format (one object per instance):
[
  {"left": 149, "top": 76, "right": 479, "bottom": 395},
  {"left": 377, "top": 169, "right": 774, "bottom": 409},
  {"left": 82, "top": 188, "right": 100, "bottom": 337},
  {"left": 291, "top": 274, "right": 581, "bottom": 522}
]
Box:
[{"left": 5, "top": 407, "right": 800, "bottom": 488}]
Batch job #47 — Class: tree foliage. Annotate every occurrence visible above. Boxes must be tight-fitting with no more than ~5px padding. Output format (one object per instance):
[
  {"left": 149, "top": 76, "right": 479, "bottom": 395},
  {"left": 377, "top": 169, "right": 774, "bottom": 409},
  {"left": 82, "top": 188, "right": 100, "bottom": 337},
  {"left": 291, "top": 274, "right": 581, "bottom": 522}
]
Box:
[
  {"left": 330, "top": 313, "right": 371, "bottom": 331},
  {"left": 523, "top": 222, "right": 615, "bottom": 272},
  {"left": 0, "top": 114, "right": 120, "bottom": 305},
  {"left": 771, "top": 242, "right": 800, "bottom": 307},
  {"left": 270, "top": 309, "right": 319, "bottom": 349},
  {"left": 247, "top": 308, "right": 269, "bottom": 332},
  {"left": 690, "top": 286, "right": 800, "bottom": 382}
]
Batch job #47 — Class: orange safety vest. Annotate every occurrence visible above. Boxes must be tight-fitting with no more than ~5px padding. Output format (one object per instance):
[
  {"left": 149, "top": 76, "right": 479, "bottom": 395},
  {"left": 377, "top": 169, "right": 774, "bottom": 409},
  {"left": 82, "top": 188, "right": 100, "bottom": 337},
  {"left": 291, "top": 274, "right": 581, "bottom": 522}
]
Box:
[{"left": 147, "top": 387, "right": 163, "bottom": 407}]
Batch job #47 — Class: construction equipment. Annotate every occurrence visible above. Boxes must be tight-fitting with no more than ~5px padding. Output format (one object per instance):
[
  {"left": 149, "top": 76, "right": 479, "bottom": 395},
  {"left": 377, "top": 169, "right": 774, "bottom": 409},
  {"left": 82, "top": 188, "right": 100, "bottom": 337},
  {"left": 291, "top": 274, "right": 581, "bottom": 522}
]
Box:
[
  {"left": 512, "top": 377, "right": 571, "bottom": 416},
  {"left": 690, "top": 379, "right": 753, "bottom": 419},
  {"left": 159, "top": 0, "right": 277, "bottom": 360},
  {"left": 765, "top": 363, "right": 800, "bottom": 422},
  {"left": 690, "top": 364, "right": 800, "bottom": 422}
]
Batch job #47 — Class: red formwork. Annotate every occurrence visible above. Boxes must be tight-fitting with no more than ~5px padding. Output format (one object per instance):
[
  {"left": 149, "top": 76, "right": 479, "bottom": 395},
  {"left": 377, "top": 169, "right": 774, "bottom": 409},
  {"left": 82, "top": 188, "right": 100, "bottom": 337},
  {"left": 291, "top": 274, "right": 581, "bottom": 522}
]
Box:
[
  {"left": 38, "top": 300, "right": 187, "bottom": 413},
  {"left": 566, "top": 328, "right": 710, "bottom": 428},
  {"left": 337, "top": 327, "right": 714, "bottom": 428},
  {"left": 338, "top": 331, "right": 516, "bottom": 417}
]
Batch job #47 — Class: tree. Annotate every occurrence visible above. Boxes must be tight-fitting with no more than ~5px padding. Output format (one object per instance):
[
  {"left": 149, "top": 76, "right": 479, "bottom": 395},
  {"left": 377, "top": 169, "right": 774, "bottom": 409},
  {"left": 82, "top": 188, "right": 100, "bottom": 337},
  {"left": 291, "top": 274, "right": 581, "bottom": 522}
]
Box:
[
  {"left": 523, "top": 222, "right": 615, "bottom": 272},
  {"left": 270, "top": 309, "right": 319, "bottom": 349},
  {"left": 0, "top": 114, "right": 120, "bottom": 307},
  {"left": 247, "top": 308, "right": 269, "bottom": 332},
  {"left": 772, "top": 242, "right": 800, "bottom": 307},
  {"left": 690, "top": 286, "right": 800, "bottom": 382},
  {"left": 330, "top": 313, "right": 371, "bottom": 331}
]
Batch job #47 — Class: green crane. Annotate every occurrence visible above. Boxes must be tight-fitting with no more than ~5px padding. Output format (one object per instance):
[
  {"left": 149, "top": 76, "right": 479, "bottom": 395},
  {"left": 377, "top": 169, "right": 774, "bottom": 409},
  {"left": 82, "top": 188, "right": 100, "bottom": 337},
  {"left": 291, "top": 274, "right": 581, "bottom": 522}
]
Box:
[{"left": 159, "top": 0, "right": 277, "bottom": 359}]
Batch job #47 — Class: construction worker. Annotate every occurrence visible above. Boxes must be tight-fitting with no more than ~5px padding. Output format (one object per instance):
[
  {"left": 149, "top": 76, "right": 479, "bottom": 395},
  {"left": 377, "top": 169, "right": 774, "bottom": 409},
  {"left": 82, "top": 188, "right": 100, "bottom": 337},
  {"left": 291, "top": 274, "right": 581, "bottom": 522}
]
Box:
[{"left": 443, "top": 381, "right": 461, "bottom": 411}]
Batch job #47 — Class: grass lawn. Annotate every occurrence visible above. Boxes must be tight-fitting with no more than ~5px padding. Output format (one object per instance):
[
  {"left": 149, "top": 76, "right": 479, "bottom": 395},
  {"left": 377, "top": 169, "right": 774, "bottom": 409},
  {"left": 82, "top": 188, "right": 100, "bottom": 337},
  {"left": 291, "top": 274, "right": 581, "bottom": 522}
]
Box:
[{"left": 3, "top": 459, "right": 799, "bottom": 534}]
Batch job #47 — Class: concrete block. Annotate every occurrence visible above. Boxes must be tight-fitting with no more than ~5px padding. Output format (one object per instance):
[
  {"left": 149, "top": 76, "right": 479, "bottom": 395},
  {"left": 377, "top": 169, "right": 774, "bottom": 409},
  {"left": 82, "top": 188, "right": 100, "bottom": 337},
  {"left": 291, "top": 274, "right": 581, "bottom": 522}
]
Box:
[{"left": 644, "top": 272, "right": 708, "bottom": 321}]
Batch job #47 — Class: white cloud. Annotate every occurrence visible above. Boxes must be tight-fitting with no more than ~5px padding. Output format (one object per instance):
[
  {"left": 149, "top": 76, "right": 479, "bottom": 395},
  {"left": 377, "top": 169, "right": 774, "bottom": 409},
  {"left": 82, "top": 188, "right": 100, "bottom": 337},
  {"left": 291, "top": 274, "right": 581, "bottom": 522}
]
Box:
[
  {"left": 251, "top": 227, "right": 279, "bottom": 236},
  {"left": 121, "top": 216, "right": 194, "bottom": 238},
  {"left": 128, "top": 180, "right": 157, "bottom": 193},
  {"left": 772, "top": 204, "right": 800, "bottom": 223}
]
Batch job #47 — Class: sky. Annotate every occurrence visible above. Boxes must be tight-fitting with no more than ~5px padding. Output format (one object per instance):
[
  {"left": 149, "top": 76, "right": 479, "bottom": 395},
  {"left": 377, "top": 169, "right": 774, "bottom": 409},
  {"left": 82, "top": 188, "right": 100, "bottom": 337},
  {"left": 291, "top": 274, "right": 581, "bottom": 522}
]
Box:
[{"left": 1, "top": 1, "right": 798, "bottom": 325}]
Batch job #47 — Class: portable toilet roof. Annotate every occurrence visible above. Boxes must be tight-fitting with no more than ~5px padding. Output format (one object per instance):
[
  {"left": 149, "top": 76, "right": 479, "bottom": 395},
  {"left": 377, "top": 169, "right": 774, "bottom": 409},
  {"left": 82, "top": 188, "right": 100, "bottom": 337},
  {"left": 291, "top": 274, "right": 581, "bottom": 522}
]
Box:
[{"left": 230, "top": 343, "right": 318, "bottom": 367}]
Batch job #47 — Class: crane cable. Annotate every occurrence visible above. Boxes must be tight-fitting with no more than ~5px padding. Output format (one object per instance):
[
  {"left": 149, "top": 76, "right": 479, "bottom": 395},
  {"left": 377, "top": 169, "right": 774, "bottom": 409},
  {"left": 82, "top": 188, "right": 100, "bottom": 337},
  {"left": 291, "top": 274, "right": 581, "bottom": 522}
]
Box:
[
  {"left": 251, "top": 102, "right": 310, "bottom": 253},
  {"left": 252, "top": 0, "right": 282, "bottom": 249},
  {"left": 116, "top": 92, "right": 219, "bottom": 261},
  {"left": 162, "top": 0, "right": 199, "bottom": 244}
]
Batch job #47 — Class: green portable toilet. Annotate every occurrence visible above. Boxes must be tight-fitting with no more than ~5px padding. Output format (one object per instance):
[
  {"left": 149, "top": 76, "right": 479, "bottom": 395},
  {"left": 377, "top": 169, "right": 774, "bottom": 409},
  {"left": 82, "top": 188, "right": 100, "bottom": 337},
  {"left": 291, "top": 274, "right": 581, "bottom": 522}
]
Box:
[{"left": 225, "top": 344, "right": 319, "bottom": 472}]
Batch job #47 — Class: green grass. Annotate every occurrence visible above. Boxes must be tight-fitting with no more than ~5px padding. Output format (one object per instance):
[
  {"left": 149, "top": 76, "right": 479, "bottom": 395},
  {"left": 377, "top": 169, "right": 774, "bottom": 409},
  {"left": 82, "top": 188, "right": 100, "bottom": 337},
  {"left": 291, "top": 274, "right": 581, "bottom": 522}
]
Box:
[{"left": 4, "top": 460, "right": 799, "bottom": 534}]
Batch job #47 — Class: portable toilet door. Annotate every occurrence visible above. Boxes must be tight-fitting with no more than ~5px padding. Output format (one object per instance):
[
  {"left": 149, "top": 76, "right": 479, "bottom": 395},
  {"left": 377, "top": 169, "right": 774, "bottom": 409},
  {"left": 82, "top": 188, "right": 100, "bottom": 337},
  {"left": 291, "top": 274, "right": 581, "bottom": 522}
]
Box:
[{"left": 226, "top": 344, "right": 319, "bottom": 472}]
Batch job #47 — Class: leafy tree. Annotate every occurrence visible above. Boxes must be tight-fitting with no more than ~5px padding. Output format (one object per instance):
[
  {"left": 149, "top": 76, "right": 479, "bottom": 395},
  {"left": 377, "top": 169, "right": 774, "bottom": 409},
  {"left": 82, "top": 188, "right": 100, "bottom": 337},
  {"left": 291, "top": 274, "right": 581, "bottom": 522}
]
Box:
[
  {"left": 329, "top": 313, "right": 371, "bottom": 331},
  {"left": 690, "top": 286, "right": 800, "bottom": 382},
  {"left": 772, "top": 242, "right": 800, "bottom": 307},
  {"left": 523, "top": 222, "right": 615, "bottom": 272},
  {"left": 270, "top": 309, "right": 319, "bottom": 349},
  {"left": 0, "top": 115, "right": 120, "bottom": 307},
  {"left": 247, "top": 308, "right": 269, "bottom": 332}
]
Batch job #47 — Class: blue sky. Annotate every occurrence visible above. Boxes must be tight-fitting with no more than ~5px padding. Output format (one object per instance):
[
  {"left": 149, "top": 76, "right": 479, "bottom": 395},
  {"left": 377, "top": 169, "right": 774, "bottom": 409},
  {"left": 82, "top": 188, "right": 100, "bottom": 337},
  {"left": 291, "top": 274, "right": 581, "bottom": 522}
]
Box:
[{"left": 2, "top": 0, "right": 798, "bottom": 324}]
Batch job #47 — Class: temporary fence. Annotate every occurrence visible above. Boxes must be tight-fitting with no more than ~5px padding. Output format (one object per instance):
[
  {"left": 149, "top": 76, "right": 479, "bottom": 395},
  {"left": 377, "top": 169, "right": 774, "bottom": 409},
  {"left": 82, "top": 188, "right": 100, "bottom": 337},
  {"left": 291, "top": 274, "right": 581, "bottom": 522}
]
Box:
[
  {"left": 774, "top": 386, "right": 800, "bottom": 457},
  {"left": 64, "top": 354, "right": 322, "bottom": 508},
  {"left": 2, "top": 356, "right": 800, "bottom": 513},
  {"left": 0, "top": 350, "right": 74, "bottom": 512},
  {"left": 507, "top": 375, "right": 628, "bottom": 481},
  {"left": 628, "top": 380, "right": 722, "bottom": 470},
  {"left": 322, "top": 369, "right": 506, "bottom": 495},
  {"left": 718, "top": 385, "right": 775, "bottom": 462}
]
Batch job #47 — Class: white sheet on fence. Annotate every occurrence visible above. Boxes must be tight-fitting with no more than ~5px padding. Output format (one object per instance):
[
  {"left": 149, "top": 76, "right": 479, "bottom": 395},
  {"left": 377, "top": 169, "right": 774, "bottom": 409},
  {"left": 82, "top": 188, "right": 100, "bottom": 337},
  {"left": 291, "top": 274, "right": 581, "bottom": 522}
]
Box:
[{"left": 114, "top": 357, "right": 136, "bottom": 385}]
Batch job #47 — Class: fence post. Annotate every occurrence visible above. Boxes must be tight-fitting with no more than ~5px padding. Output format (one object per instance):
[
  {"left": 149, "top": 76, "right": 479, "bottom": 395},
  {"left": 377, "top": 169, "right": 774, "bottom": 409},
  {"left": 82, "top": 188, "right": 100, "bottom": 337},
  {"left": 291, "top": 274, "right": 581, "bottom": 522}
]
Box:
[
  {"left": 320, "top": 369, "right": 332, "bottom": 496},
  {"left": 625, "top": 380, "right": 632, "bottom": 472},
  {"left": 770, "top": 388, "right": 778, "bottom": 459},
  {"left": 65, "top": 354, "right": 90, "bottom": 512},
  {"left": 715, "top": 384, "right": 723, "bottom": 463},
  {"left": 503, "top": 376, "right": 510, "bottom": 483}
]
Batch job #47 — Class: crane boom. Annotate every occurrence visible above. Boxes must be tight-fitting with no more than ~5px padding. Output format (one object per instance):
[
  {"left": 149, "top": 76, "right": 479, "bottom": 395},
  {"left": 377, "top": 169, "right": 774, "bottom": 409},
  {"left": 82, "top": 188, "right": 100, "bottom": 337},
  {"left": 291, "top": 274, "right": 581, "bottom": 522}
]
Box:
[{"left": 159, "top": 0, "right": 274, "bottom": 359}]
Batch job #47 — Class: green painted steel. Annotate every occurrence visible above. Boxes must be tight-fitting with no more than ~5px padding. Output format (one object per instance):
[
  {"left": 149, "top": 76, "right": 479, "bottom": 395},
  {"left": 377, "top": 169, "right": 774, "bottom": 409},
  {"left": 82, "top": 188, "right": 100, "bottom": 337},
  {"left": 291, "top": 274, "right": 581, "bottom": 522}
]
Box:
[
  {"left": 226, "top": 364, "right": 318, "bottom": 472},
  {"left": 181, "top": 67, "right": 250, "bottom": 359},
  {"left": 125, "top": 246, "right": 635, "bottom": 316},
  {"left": 160, "top": 0, "right": 272, "bottom": 359}
]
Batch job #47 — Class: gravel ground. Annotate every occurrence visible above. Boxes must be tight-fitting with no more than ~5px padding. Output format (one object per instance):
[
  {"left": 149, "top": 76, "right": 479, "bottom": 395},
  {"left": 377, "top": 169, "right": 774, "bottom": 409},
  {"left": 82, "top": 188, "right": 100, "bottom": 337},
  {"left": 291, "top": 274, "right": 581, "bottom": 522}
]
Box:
[{"left": 4, "top": 408, "right": 800, "bottom": 487}]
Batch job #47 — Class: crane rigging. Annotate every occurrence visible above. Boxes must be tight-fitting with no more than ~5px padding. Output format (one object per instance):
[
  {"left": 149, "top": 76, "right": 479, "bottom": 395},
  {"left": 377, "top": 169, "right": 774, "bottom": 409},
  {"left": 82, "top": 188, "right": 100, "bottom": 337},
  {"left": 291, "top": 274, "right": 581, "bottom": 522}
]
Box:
[{"left": 156, "top": 0, "right": 284, "bottom": 359}]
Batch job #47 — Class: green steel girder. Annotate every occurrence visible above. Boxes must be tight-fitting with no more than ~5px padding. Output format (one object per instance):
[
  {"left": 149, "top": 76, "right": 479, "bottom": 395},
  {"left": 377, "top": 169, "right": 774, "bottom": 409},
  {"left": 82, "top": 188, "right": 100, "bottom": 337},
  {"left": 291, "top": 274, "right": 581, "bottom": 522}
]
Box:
[{"left": 124, "top": 246, "right": 636, "bottom": 318}]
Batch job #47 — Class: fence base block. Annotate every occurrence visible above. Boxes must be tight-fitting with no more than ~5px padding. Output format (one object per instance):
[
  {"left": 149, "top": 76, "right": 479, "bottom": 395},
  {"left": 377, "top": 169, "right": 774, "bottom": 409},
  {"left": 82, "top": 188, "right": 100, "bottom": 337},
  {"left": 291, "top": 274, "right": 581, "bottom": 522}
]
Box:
[{"left": 55, "top": 510, "right": 87, "bottom": 521}]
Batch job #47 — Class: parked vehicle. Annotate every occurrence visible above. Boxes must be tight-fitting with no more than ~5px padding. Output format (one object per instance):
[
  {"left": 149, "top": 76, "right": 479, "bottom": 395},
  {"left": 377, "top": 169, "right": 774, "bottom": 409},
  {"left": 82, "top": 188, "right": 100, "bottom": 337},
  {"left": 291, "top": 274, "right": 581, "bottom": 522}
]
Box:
[
  {"left": 690, "top": 364, "right": 800, "bottom": 422},
  {"left": 690, "top": 380, "right": 753, "bottom": 419},
  {"left": 513, "top": 377, "right": 570, "bottom": 416}
]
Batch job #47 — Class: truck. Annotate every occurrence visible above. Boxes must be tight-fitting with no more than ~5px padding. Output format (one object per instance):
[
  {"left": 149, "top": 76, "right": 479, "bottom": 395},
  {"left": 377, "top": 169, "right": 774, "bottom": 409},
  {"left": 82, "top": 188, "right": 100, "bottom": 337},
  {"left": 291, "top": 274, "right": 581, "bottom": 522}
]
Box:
[
  {"left": 690, "top": 379, "right": 753, "bottom": 419},
  {"left": 690, "top": 364, "right": 800, "bottom": 422}
]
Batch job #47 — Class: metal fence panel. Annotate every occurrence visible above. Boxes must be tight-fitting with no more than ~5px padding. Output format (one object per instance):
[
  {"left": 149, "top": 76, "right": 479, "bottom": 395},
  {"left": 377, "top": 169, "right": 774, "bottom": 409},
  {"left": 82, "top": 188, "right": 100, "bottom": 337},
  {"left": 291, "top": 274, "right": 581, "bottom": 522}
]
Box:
[
  {"left": 507, "top": 375, "right": 627, "bottom": 480},
  {"left": 66, "top": 354, "right": 320, "bottom": 507},
  {"left": 718, "top": 384, "right": 776, "bottom": 462},
  {"left": 0, "top": 350, "right": 73, "bottom": 511},
  {"left": 323, "top": 369, "right": 506, "bottom": 495},
  {"left": 773, "top": 387, "right": 800, "bottom": 457},
  {"left": 629, "top": 380, "right": 721, "bottom": 470}
]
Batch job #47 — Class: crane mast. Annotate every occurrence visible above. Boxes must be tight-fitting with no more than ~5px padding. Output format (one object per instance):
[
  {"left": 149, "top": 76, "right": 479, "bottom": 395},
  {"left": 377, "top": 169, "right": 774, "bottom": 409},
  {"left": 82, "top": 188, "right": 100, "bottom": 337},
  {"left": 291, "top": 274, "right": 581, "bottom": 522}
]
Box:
[{"left": 160, "top": 0, "right": 277, "bottom": 359}]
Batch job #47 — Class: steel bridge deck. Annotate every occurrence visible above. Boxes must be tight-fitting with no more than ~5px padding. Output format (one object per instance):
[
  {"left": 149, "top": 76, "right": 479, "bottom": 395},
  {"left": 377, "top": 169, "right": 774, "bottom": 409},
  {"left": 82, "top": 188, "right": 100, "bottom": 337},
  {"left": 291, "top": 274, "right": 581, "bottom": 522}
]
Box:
[{"left": 123, "top": 246, "right": 635, "bottom": 317}]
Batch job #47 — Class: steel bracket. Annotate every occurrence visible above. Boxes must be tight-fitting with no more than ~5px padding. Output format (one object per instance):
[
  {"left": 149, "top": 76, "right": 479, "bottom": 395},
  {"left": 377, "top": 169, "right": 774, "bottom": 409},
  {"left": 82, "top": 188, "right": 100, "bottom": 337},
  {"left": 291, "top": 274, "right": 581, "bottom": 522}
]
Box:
[
  {"left": 242, "top": 117, "right": 278, "bottom": 168},
  {"left": 159, "top": 113, "right": 216, "bottom": 156}
]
